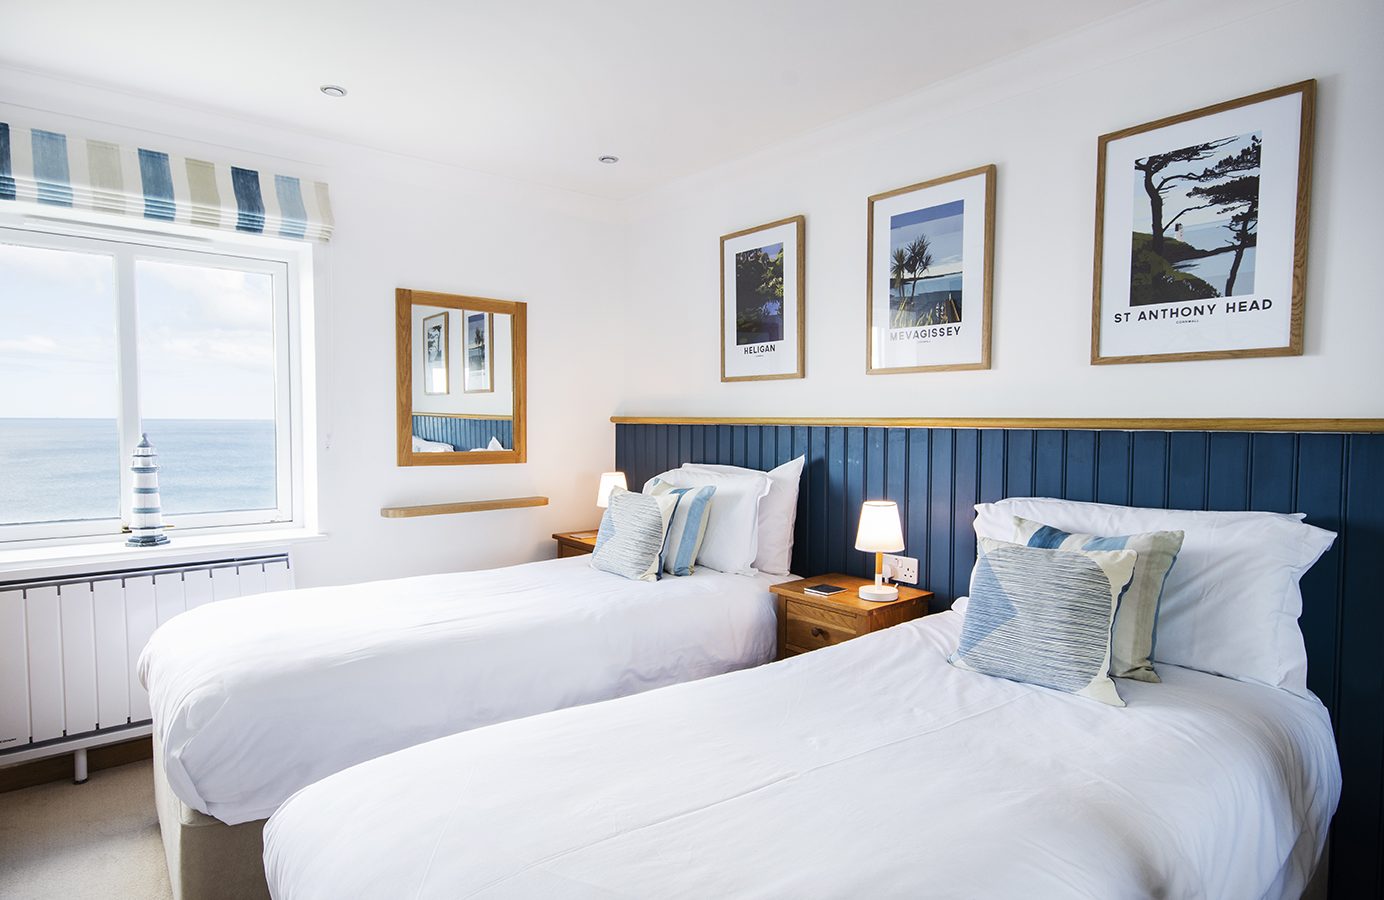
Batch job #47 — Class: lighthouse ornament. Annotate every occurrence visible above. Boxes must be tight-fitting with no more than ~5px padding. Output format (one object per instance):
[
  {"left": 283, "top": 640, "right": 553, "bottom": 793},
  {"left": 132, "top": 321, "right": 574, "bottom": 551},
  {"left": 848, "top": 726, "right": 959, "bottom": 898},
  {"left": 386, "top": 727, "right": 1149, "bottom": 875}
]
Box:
[{"left": 127, "top": 433, "right": 170, "bottom": 547}]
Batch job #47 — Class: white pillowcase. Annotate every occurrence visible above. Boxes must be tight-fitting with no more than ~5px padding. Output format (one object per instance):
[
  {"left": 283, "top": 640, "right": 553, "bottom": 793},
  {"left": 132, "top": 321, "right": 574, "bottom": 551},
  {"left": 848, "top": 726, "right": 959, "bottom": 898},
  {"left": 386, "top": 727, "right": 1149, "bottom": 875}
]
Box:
[
  {"left": 644, "top": 469, "right": 771, "bottom": 575},
  {"left": 973, "top": 497, "right": 1336, "bottom": 699},
  {"left": 680, "top": 456, "right": 804, "bottom": 575}
]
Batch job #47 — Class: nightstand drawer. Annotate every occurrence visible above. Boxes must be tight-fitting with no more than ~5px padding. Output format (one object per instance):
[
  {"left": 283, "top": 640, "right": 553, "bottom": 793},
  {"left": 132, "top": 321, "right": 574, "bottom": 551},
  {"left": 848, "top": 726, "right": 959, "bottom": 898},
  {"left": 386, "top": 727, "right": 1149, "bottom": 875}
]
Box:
[
  {"left": 786, "top": 615, "right": 859, "bottom": 651},
  {"left": 785, "top": 600, "right": 861, "bottom": 632}
]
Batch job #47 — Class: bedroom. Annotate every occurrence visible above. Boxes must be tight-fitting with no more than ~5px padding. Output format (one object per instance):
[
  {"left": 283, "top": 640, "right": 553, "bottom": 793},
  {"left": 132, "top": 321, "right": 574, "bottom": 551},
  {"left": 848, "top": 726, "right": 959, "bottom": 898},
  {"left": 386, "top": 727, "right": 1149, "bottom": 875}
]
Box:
[{"left": 1, "top": 0, "right": 1381, "bottom": 897}]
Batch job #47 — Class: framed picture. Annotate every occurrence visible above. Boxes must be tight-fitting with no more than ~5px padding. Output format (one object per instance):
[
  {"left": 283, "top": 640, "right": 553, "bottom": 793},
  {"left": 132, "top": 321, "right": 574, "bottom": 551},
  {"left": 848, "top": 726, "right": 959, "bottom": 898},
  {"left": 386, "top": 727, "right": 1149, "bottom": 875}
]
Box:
[
  {"left": 720, "top": 215, "right": 805, "bottom": 381},
  {"left": 867, "top": 165, "right": 995, "bottom": 374},
  {"left": 1092, "top": 80, "right": 1315, "bottom": 364},
  {"left": 463, "top": 310, "right": 494, "bottom": 393},
  {"left": 422, "top": 311, "right": 448, "bottom": 395}
]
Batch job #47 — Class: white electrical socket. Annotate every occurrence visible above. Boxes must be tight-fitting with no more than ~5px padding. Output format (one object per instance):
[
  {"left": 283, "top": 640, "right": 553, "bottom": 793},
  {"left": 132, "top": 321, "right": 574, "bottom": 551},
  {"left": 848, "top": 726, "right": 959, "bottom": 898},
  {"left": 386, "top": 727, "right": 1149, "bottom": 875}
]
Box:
[{"left": 883, "top": 554, "right": 919, "bottom": 585}]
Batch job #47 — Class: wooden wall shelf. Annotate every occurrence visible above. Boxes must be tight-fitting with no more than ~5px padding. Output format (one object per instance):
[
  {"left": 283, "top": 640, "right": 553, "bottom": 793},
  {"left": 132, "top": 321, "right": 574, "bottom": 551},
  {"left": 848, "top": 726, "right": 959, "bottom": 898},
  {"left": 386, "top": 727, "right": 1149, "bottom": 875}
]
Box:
[{"left": 380, "top": 496, "right": 549, "bottom": 519}]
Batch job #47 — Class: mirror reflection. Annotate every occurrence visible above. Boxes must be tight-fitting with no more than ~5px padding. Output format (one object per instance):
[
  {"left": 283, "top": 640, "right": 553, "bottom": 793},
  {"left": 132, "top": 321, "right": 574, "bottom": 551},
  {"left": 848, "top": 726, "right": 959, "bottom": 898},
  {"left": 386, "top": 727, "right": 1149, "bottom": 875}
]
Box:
[{"left": 409, "top": 305, "right": 515, "bottom": 453}]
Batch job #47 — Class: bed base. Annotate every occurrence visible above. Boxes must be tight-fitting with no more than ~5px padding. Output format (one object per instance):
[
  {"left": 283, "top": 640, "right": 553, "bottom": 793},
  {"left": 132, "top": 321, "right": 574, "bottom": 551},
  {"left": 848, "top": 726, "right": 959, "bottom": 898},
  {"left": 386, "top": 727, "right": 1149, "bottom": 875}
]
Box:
[{"left": 152, "top": 735, "right": 270, "bottom": 900}]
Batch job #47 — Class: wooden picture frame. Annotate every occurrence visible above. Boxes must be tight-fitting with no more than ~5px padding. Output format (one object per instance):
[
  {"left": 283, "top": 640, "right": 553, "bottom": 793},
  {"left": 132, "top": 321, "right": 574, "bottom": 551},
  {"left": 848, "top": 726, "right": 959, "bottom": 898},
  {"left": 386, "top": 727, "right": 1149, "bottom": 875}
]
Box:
[
  {"left": 462, "top": 310, "right": 494, "bottom": 394},
  {"left": 421, "top": 311, "right": 449, "bottom": 395},
  {"left": 396, "top": 289, "right": 527, "bottom": 466},
  {"left": 1091, "top": 80, "right": 1315, "bottom": 365},
  {"left": 720, "top": 215, "right": 805, "bottom": 382},
  {"left": 866, "top": 165, "right": 995, "bottom": 374}
]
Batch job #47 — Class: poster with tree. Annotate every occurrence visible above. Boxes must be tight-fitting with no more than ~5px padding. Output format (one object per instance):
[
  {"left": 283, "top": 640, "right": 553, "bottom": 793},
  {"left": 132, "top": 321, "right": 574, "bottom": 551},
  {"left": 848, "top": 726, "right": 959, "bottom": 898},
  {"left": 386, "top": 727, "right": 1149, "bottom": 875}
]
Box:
[
  {"left": 867, "top": 165, "right": 995, "bottom": 374},
  {"left": 720, "top": 216, "right": 805, "bottom": 381},
  {"left": 1092, "top": 81, "right": 1314, "bottom": 364}
]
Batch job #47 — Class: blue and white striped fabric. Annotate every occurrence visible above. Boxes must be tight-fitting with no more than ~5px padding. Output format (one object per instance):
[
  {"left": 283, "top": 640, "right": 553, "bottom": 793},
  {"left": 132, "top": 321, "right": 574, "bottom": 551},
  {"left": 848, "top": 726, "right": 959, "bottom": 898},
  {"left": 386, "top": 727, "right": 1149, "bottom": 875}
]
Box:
[
  {"left": 949, "top": 538, "right": 1136, "bottom": 707},
  {"left": 648, "top": 482, "right": 716, "bottom": 576},
  {"left": 591, "top": 487, "right": 679, "bottom": 582},
  {"left": 1015, "top": 516, "right": 1183, "bottom": 684},
  {"left": 0, "top": 121, "right": 333, "bottom": 242}
]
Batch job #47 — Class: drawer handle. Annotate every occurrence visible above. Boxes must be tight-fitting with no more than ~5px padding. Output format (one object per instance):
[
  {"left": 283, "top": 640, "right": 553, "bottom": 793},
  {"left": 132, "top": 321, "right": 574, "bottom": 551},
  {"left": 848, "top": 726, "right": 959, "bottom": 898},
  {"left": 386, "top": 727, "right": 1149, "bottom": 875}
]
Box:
[{"left": 810, "top": 627, "right": 827, "bottom": 639}]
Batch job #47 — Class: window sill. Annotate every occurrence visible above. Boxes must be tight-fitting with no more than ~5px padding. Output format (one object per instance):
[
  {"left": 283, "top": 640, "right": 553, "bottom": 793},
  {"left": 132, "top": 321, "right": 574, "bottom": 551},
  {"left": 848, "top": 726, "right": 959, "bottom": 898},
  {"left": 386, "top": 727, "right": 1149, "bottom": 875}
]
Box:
[{"left": 0, "top": 528, "right": 327, "bottom": 582}]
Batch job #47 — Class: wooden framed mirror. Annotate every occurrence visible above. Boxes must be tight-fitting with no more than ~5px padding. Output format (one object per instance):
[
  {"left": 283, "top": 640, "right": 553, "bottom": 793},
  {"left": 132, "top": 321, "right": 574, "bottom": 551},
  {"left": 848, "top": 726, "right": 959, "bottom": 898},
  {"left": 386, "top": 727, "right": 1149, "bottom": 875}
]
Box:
[{"left": 396, "top": 288, "right": 527, "bottom": 466}]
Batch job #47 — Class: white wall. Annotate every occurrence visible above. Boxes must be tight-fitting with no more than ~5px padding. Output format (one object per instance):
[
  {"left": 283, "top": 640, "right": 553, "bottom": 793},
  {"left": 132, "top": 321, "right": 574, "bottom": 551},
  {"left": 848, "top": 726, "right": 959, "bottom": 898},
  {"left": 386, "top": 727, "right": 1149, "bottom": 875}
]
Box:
[
  {"left": 615, "top": 0, "right": 1384, "bottom": 419},
  {"left": 1, "top": 69, "right": 624, "bottom": 588}
]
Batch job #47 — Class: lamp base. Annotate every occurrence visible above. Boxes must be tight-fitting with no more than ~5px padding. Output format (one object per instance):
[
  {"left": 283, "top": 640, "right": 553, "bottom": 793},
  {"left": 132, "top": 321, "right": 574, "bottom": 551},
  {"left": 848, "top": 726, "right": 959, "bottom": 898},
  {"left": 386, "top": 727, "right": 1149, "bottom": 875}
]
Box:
[{"left": 858, "top": 583, "right": 899, "bottom": 602}]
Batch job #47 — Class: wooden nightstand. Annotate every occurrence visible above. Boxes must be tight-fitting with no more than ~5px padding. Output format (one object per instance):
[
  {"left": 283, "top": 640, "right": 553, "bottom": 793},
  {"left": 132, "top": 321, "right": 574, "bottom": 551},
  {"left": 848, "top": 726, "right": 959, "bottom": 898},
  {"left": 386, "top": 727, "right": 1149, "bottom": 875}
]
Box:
[
  {"left": 552, "top": 530, "right": 599, "bottom": 557},
  {"left": 770, "top": 574, "right": 932, "bottom": 659}
]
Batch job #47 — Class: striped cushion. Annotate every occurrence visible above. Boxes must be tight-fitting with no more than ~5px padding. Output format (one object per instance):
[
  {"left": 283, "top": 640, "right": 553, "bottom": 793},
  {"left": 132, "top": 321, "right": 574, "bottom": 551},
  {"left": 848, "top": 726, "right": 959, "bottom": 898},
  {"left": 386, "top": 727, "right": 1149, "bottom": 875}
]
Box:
[
  {"left": 1015, "top": 516, "right": 1183, "bottom": 683},
  {"left": 591, "top": 487, "right": 678, "bottom": 582},
  {"left": 949, "top": 538, "right": 1137, "bottom": 707},
  {"left": 647, "top": 482, "right": 717, "bottom": 576}
]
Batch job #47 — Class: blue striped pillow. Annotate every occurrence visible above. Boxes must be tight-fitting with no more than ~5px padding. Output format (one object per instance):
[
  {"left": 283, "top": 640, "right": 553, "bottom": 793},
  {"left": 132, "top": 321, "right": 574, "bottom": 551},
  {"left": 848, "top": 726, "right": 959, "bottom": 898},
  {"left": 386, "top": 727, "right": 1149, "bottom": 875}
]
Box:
[{"left": 647, "top": 482, "right": 716, "bottom": 576}]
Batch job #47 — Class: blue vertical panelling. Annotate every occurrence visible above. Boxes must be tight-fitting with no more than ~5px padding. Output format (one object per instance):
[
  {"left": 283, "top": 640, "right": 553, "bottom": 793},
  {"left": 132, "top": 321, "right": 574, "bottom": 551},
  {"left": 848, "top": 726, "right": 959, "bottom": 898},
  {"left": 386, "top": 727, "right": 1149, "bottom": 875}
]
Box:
[
  {"left": 1034, "top": 431, "right": 1065, "bottom": 497},
  {"left": 1207, "top": 433, "right": 1251, "bottom": 510},
  {"left": 1335, "top": 434, "right": 1384, "bottom": 896},
  {"left": 613, "top": 421, "right": 1381, "bottom": 896},
  {"left": 1095, "top": 432, "right": 1132, "bottom": 506},
  {"left": 1295, "top": 433, "right": 1344, "bottom": 713},
  {"left": 1249, "top": 433, "right": 1296, "bottom": 513},
  {"left": 1130, "top": 431, "right": 1169, "bottom": 508},
  {"left": 952, "top": 430, "right": 979, "bottom": 603},
  {"left": 1167, "top": 432, "right": 1208, "bottom": 509},
  {"left": 1064, "top": 431, "right": 1097, "bottom": 502},
  {"left": 929, "top": 430, "right": 953, "bottom": 604}
]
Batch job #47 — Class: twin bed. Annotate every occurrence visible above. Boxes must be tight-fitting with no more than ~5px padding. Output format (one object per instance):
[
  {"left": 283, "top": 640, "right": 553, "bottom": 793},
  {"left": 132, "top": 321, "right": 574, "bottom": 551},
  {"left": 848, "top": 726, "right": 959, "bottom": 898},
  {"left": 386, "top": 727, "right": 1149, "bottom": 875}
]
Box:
[{"left": 138, "top": 461, "right": 1342, "bottom": 899}]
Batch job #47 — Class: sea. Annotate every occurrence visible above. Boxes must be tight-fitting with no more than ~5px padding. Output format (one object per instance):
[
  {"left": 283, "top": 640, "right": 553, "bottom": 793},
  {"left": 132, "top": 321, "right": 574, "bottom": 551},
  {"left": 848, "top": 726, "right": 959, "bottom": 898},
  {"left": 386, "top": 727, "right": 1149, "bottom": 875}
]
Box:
[{"left": 0, "top": 418, "right": 276, "bottom": 526}]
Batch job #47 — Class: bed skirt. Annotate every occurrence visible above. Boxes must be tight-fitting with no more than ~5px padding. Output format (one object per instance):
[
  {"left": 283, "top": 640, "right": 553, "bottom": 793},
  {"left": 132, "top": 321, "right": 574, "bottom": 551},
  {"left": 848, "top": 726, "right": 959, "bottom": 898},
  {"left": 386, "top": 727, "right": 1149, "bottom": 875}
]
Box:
[{"left": 152, "top": 735, "right": 269, "bottom": 900}]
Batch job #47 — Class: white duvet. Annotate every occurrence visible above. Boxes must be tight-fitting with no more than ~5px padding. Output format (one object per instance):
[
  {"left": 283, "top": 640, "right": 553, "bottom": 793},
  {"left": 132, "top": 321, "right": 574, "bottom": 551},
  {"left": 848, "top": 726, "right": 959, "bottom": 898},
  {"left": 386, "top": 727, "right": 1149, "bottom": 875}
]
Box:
[
  {"left": 139, "top": 555, "right": 784, "bottom": 825},
  {"left": 264, "top": 605, "right": 1340, "bottom": 900}
]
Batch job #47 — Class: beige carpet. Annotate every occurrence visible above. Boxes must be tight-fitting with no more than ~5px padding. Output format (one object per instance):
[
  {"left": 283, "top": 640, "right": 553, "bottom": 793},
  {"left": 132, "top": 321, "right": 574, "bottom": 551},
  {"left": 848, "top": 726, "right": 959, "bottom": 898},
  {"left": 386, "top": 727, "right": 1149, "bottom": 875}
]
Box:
[{"left": 0, "top": 760, "right": 172, "bottom": 900}]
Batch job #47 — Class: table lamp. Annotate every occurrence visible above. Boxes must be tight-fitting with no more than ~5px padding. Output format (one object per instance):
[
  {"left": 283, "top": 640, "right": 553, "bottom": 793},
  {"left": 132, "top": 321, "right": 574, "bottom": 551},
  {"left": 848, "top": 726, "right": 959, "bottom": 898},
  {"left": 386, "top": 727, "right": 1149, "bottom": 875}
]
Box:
[
  {"left": 855, "top": 500, "right": 904, "bottom": 601},
  {"left": 596, "top": 472, "right": 627, "bottom": 508}
]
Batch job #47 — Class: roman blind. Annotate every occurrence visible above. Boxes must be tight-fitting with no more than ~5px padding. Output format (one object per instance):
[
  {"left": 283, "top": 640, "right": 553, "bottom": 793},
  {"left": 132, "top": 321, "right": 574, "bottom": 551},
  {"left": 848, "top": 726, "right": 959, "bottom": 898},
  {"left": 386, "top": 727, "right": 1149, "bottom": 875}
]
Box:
[{"left": 0, "top": 121, "right": 334, "bottom": 242}]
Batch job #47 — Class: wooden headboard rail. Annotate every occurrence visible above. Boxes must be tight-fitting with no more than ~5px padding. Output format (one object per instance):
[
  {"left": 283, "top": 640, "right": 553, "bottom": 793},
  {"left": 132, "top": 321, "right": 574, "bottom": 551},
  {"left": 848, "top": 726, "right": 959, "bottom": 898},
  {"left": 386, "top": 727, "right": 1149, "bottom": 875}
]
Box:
[{"left": 611, "top": 415, "right": 1384, "bottom": 433}]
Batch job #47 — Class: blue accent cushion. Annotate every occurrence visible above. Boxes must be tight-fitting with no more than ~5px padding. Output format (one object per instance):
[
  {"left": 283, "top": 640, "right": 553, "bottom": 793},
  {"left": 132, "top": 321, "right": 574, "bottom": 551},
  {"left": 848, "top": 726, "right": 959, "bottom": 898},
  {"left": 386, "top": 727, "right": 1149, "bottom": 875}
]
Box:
[
  {"left": 647, "top": 482, "right": 716, "bottom": 576},
  {"left": 949, "top": 538, "right": 1137, "bottom": 707}
]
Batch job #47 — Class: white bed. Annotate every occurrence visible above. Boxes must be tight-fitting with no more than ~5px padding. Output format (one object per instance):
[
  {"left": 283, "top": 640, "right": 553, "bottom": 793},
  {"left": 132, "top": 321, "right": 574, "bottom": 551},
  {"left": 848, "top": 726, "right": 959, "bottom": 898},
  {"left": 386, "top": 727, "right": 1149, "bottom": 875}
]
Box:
[
  {"left": 140, "top": 554, "right": 787, "bottom": 826},
  {"left": 263, "top": 602, "right": 1340, "bottom": 900}
]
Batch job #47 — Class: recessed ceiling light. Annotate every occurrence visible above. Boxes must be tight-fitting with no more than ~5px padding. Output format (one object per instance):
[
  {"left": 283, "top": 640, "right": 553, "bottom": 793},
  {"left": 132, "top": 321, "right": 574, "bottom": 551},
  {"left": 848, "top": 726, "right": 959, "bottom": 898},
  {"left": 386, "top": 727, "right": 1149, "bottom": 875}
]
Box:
[
  {"left": 597, "top": 155, "right": 619, "bottom": 164},
  {"left": 319, "top": 85, "right": 348, "bottom": 98}
]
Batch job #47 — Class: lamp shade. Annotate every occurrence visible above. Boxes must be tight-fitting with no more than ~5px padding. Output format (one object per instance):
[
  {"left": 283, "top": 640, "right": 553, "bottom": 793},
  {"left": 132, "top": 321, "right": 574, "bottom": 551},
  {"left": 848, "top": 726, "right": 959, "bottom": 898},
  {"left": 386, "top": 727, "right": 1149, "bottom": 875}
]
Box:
[
  {"left": 855, "top": 500, "right": 904, "bottom": 553},
  {"left": 596, "top": 472, "right": 628, "bottom": 508}
]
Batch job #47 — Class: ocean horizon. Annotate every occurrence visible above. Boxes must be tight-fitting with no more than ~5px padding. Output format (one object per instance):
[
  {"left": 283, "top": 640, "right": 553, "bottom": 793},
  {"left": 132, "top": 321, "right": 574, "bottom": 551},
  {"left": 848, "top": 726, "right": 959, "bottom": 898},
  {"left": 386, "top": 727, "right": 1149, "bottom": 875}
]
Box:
[{"left": 0, "top": 417, "right": 277, "bottom": 527}]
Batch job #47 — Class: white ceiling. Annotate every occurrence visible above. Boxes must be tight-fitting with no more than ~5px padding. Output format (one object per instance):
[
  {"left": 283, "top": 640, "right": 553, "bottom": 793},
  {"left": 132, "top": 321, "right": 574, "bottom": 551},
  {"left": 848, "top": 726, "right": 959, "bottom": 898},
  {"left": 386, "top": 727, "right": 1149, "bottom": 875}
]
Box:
[{"left": 2, "top": 1, "right": 1148, "bottom": 199}]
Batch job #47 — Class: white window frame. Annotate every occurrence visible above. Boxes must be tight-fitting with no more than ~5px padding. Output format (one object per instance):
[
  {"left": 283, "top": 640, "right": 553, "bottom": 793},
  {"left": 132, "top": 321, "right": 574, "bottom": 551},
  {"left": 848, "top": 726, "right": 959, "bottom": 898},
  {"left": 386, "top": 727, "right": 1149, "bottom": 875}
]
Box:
[{"left": 0, "top": 215, "right": 315, "bottom": 547}]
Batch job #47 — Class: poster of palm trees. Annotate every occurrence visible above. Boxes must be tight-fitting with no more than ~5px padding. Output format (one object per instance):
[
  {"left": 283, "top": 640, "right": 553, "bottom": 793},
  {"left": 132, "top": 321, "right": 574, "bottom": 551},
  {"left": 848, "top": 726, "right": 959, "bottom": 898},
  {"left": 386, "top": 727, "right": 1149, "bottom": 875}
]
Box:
[
  {"left": 463, "top": 310, "right": 493, "bottom": 393},
  {"left": 720, "top": 215, "right": 805, "bottom": 381},
  {"left": 422, "top": 311, "right": 448, "bottom": 395},
  {"left": 1092, "top": 81, "right": 1315, "bottom": 364},
  {"left": 868, "top": 165, "right": 994, "bottom": 374}
]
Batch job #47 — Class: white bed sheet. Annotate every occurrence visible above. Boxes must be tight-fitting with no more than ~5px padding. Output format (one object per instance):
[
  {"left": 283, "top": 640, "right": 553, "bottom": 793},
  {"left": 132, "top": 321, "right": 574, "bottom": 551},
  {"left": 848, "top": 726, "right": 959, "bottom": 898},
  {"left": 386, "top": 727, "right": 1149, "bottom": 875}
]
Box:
[
  {"left": 264, "top": 605, "right": 1340, "bottom": 900},
  {"left": 139, "top": 555, "right": 786, "bottom": 825}
]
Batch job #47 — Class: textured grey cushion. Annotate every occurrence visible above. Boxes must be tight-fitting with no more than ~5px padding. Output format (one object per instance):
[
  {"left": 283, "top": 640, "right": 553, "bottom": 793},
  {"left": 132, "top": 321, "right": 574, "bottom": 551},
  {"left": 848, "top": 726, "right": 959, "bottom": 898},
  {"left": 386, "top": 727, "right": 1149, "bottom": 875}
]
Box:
[
  {"left": 590, "top": 487, "right": 678, "bottom": 582},
  {"left": 949, "top": 538, "right": 1136, "bottom": 707},
  {"left": 1014, "top": 516, "right": 1184, "bottom": 683}
]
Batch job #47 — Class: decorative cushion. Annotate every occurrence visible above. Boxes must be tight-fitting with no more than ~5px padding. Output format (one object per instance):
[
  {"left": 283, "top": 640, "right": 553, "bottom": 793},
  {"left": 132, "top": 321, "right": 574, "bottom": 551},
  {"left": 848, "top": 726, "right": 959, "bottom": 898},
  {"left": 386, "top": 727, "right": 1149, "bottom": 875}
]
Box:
[
  {"left": 590, "top": 487, "right": 679, "bottom": 582},
  {"left": 973, "top": 497, "right": 1335, "bottom": 699},
  {"left": 643, "top": 469, "right": 771, "bottom": 575},
  {"left": 949, "top": 538, "right": 1137, "bottom": 707},
  {"left": 1014, "top": 516, "right": 1184, "bottom": 683},
  {"left": 680, "top": 456, "right": 805, "bottom": 575},
  {"left": 646, "top": 482, "right": 717, "bottom": 576}
]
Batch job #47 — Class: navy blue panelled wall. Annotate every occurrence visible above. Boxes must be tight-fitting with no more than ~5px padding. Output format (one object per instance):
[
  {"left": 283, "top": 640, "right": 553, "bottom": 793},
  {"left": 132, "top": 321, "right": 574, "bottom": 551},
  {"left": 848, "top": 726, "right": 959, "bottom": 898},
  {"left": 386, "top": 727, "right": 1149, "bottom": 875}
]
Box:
[
  {"left": 411, "top": 415, "right": 513, "bottom": 451},
  {"left": 615, "top": 421, "right": 1384, "bottom": 897}
]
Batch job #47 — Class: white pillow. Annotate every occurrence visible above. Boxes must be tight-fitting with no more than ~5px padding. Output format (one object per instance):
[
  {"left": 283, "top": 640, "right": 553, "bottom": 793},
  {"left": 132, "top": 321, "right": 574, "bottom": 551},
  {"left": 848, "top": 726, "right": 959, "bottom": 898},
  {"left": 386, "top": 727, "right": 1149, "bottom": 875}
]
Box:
[
  {"left": 680, "top": 456, "right": 804, "bottom": 575},
  {"left": 411, "top": 434, "right": 453, "bottom": 452},
  {"left": 644, "top": 469, "right": 770, "bottom": 575},
  {"left": 973, "top": 497, "right": 1336, "bottom": 699}
]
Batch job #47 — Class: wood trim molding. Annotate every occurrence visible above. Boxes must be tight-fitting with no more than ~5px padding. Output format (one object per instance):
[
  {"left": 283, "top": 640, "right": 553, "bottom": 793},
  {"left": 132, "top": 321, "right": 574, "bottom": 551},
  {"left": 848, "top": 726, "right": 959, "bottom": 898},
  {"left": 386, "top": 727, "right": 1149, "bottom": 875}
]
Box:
[
  {"left": 609, "top": 415, "right": 1384, "bottom": 433},
  {"left": 379, "top": 496, "right": 549, "bottom": 518},
  {"left": 410, "top": 412, "right": 515, "bottom": 421}
]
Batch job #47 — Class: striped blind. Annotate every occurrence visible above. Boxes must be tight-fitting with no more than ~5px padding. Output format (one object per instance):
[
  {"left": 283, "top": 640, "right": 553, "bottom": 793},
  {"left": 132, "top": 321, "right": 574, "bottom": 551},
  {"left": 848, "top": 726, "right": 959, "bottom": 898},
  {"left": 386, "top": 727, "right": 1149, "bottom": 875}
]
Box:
[{"left": 0, "top": 121, "right": 334, "bottom": 242}]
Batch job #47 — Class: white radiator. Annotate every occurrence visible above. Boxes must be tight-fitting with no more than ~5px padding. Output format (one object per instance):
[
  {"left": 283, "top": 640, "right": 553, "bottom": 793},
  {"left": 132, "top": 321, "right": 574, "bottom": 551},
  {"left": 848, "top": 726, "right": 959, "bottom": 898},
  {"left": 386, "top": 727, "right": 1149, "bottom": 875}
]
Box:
[{"left": 0, "top": 553, "right": 293, "bottom": 771}]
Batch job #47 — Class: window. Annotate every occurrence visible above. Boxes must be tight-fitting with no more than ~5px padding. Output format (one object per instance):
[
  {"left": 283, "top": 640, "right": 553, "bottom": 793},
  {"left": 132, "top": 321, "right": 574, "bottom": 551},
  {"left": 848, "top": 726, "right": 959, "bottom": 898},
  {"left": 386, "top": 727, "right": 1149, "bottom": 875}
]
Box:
[{"left": 0, "top": 223, "right": 308, "bottom": 545}]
